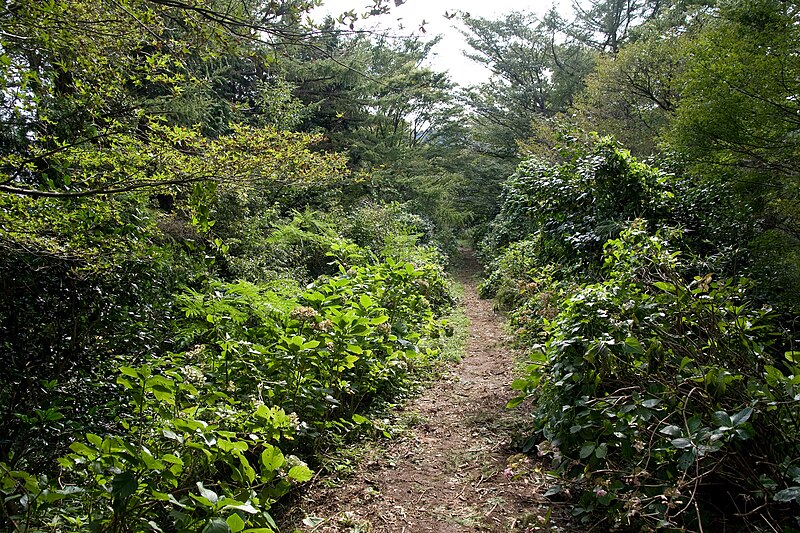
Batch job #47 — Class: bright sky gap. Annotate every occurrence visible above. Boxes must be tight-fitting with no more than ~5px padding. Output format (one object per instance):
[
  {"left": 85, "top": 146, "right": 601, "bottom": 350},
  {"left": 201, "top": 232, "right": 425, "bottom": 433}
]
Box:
[{"left": 312, "top": 0, "right": 565, "bottom": 86}]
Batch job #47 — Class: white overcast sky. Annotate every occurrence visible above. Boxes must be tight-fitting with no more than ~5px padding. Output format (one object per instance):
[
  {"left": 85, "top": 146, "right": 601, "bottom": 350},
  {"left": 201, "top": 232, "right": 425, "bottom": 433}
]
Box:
[{"left": 312, "top": 0, "right": 565, "bottom": 86}]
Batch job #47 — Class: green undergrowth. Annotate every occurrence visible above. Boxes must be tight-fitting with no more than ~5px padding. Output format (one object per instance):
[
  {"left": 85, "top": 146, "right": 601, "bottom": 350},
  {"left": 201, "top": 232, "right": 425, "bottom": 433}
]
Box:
[
  {"left": 316, "top": 282, "right": 468, "bottom": 465},
  {"left": 480, "top": 137, "right": 800, "bottom": 532},
  {"left": 306, "top": 283, "right": 467, "bottom": 472},
  {"left": 1, "top": 207, "right": 460, "bottom": 532},
  {"left": 277, "top": 287, "right": 469, "bottom": 529}
]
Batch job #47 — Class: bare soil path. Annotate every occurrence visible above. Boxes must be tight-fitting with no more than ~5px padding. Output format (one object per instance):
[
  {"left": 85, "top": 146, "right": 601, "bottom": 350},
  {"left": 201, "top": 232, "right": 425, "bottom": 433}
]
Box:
[{"left": 284, "top": 251, "right": 570, "bottom": 532}]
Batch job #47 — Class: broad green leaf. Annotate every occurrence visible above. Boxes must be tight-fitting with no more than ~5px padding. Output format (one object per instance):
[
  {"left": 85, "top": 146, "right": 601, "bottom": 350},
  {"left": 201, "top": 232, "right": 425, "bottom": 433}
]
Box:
[
  {"left": 42, "top": 490, "right": 70, "bottom": 503},
  {"left": 579, "top": 443, "right": 596, "bottom": 459},
  {"left": 141, "top": 448, "right": 165, "bottom": 470},
  {"left": 202, "top": 518, "right": 229, "bottom": 533},
  {"left": 731, "top": 407, "right": 754, "bottom": 426},
  {"left": 162, "top": 454, "right": 184, "bottom": 465},
  {"left": 69, "top": 441, "right": 97, "bottom": 459},
  {"left": 263, "top": 513, "right": 279, "bottom": 531},
  {"left": 227, "top": 513, "right": 246, "bottom": 533},
  {"left": 671, "top": 438, "right": 693, "bottom": 449},
  {"left": 239, "top": 455, "right": 255, "bottom": 484},
  {"left": 147, "top": 375, "right": 174, "bottom": 390},
  {"left": 623, "top": 337, "right": 645, "bottom": 354},
  {"left": 119, "top": 366, "right": 141, "bottom": 379},
  {"left": 351, "top": 324, "right": 369, "bottom": 335},
  {"left": 111, "top": 472, "right": 138, "bottom": 502},
  {"left": 711, "top": 411, "right": 732, "bottom": 428},
  {"left": 652, "top": 282, "right": 675, "bottom": 292},
  {"left": 510, "top": 378, "right": 528, "bottom": 391},
  {"left": 116, "top": 376, "right": 135, "bottom": 389},
  {"left": 151, "top": 385, "right": 175, "bottom": 404},
  {"left": 254, "top": 405, "right": 271, "bottom": 419},
  {"left": 595, "top": 443, "right": 608, "bottom": 459},
  {"left": 305, "top": 291, "right": 325, "bottom": 303},
  {"left": 288, "top": 465, "right": 314, "bottom": 482},
  {"left": 150, "top": 490, "right": 170, "bottom": 501},
  {"left": 506, "top": 396, "right": 526, "bottom": 408},
  {"left": 289, "top": 336, "right": 304, "bottom": 349},
  {"left": 764, "top": 365, "right": 785, "bottom": 386},
  {"left": 678, "top": 449, "right": 697, "bottom": 471},
  {"left": 218, "top": 439, "right": 248, "bottom": 453},
  {"left": 261, "top": 445, "right": 284, "bottom": 471},
  {"left": 223, "top": 502, "right": 259, "bottom": 514},
  {"left": 774, "top": 487, "right": 800, "bottom": 502},
  {"left": 196, "top": 482, "right": 219, "bottom": 505}
]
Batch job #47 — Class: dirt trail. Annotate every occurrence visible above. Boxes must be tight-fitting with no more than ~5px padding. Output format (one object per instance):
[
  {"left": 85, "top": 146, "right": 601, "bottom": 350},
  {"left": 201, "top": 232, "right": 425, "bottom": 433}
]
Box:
[{"left": 285, "top": 252, "right": 568, "bottom": 532}]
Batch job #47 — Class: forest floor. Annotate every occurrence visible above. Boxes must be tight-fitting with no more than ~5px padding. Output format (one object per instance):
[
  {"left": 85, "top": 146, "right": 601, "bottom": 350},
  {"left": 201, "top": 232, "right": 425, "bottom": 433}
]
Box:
[{"left": 282, "top": 250, "right": 575, "bottom": 532}]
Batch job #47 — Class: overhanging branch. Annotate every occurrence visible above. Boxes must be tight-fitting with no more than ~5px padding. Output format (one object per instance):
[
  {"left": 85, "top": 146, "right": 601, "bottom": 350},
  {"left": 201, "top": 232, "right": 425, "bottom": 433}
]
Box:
[{"left": 0, "top": 176, "right": 212, "bottom": 198}]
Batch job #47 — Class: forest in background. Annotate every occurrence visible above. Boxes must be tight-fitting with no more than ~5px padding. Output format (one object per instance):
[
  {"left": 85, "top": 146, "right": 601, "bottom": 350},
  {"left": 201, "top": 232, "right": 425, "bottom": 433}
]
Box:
[{"left": 1, "top": 0, "right": 799, "bottom": 530}]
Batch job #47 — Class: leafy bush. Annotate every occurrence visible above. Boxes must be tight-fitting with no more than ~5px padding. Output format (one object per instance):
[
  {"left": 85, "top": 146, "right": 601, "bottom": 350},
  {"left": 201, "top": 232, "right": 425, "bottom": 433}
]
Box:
[
  {"left": 477, "top": 240, "right": 577, "bottom": 316},
  {"left": 1, "top": 361, "right": 309, "bottom": 533},
  {"left": 336, "top": 202, "right": 436, "bottom": 255},
  {"left": 212, "top": 202, "right": 447, "bottom": 287},
  {"left": 174, "top": 244, "right": 453, "bottom": 438},
  {"left": 479, "top": 137, "right": 670, "bottom": 272},
  {"left": 0, "top": 193, "right": 208, "bottom": 472},
  {"left": 478, "top": 136, "right": 800, "bottom": 529},
  {"left": 0, "top": 236, "right": 454, "bottom": 532},
  {"left": 509, "top": 222, "right": 800, "bottom": 530}
]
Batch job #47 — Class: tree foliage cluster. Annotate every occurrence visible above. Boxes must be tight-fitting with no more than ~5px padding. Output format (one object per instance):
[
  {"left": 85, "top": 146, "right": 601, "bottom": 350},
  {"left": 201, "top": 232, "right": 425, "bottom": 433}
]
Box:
[
  {"left": 0, "top": 0, "right": 469, "bottom": 531},
  {"left": 3, "top": 0, "right": 800, "bottom": 529},
  {"left": 474, "top": 0, "right": 800, "bottom": 527},
  {"left": 480, "top": 138, "right": 797, "bottom": 529},
  {"left": 451, "top": 0, "right": 677, "bottom": 238}
]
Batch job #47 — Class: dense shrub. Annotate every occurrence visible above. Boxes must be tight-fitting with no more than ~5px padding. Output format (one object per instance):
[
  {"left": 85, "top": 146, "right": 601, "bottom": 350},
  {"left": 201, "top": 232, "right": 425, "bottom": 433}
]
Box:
[
  {"left": 0, "top": 194, "right": 207, "bottom": 473},
  {"left": 337, "top": 202, "right": 437, "bottom": 255},
  {"left": 0, "top": 238, "right": 454, "bottom": 532},
  {"left": 481, "top": 137, "right": 800, "bottom": 529},
  {"left": 479, "top": 137, "right": 670, "bottom": 273},
  {"left": 0, "top": 168, "right": 456, "bottom": 533},
  {"left": 175, "top": 243, "right": 453, "bottom": 436},
  {"left": 510, "top": 223, "right": 799, "bottom": 529}
]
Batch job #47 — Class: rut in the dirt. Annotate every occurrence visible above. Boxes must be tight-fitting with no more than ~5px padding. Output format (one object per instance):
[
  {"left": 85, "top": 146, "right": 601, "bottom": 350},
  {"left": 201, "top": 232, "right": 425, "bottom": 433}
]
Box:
[{"left": 285, "top": 255, "right": 567, "bottom": 532}]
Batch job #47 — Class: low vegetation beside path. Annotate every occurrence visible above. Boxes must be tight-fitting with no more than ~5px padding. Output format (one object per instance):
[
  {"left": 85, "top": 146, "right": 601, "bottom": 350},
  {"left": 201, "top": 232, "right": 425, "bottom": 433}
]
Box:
[
  {"left": 3, "top": 0, "right": 800, "bottom": 531},
  {"left": 479, "top": 139, "right": 800, "bottom": 531}
]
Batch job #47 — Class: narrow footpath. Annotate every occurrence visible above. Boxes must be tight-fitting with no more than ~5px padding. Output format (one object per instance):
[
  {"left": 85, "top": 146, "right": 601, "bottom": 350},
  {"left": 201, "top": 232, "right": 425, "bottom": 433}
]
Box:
[{"left": 285, "top": 253, "right": 571, "bottom": 532}]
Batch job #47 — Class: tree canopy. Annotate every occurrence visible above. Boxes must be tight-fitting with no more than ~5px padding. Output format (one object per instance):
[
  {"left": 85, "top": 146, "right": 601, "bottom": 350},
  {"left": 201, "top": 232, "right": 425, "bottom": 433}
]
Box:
[{"left": 2, "top": 0, "right": 800, "bottom": 530}]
